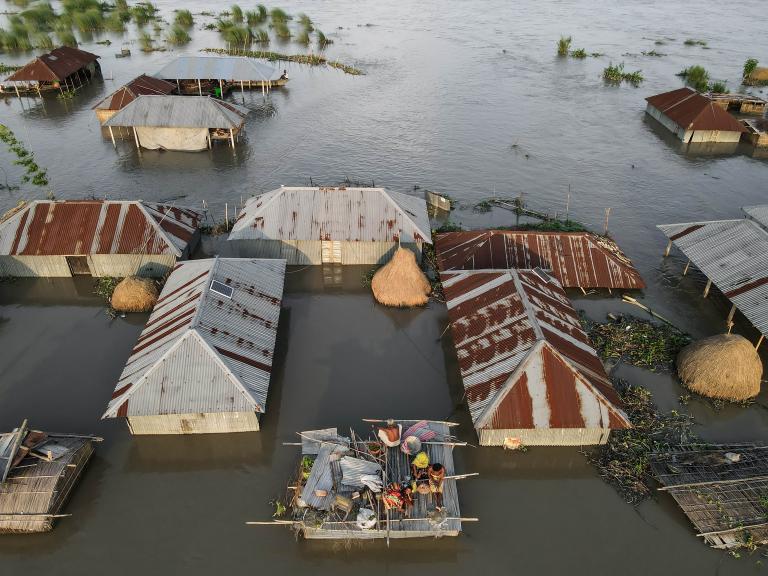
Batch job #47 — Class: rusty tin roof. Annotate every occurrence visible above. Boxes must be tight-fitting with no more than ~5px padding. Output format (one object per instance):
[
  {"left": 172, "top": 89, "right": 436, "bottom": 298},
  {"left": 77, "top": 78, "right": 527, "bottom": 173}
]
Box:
[
  {"left": 228, "top": 186, "right": 432, "bottom": 244},
  {"left": 442, "top": 268, "right": 629, "bottom": 432},
  {"left": 6, "top": 46, "right": 99, "bottom": 82},
  {"left": 658, "top": 217, "right": 768, "bottom": 338},
  {"left": 0, "top": 200, "right": 202, "bottom": 257},
  {"left": 435, "top": 230, "right": 644, "bottom": 289},
  {"left": 93, "top": 74, "right": 176, "bottom": 112},
  {"left": 646, "top": 87, "right": 747, "bottom": 133},
  {"left": 103, "top": 257, "right": 286, "bottom": 419}
]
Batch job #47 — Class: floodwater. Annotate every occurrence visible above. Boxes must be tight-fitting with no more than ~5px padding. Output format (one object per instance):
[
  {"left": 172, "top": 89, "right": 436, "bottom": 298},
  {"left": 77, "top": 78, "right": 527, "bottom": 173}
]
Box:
[{"left": 1, "top": 0, "right": 768, "bottom": 573}]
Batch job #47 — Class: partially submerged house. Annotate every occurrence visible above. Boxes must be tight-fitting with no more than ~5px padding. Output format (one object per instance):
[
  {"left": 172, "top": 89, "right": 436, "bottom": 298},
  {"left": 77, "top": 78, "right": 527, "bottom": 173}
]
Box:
[
  {"left": 742, "top": 118, "right": 768, "bottom": 148},
  {"left": 706, "top": 93, "right": 767, "bottom": 116},
  {"left": 228, "top": 186, "right": 432, "bottom": 265},
  {"left": 102, "top": 257, "right": 286, "bottom": 435},
  {"left": 435, "top": 230, "right": 645, "bottom": 290},
  {"left": 645, "top": 87, "right": 747, "bottom": 143},
  {"left": 258, "top": 419, "right": 473, "bottom": 540},
  {"left": 1, "top": 46, "right": 100, "bottom": 96},
  {"left": 93, "top": 74, "right": 176, "bottom": 125},
  {"left": 658, "top": 208, "right": 768, "bottom": 348},
  {"left": 650, "top": 445, "right": 768, "bottom": 549},
  {"left": 0, "top": 420, "right": 98, "bottom": 533},
  {"left": 103, "top": 95, "right": 249, "bottom": 151},
  {"left": 441, "top": 268, "right": 630, "bottom": 446},
  {"left": 153, "top": 55, "right": 284, "bottom": 96},
  {"left": 0, "top": 200, "right": 202, "bottom": 277}
]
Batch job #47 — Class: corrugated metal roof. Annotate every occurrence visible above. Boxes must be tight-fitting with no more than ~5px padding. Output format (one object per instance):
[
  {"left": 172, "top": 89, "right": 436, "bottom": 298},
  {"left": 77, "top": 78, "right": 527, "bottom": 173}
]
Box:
[
  {"left": 6, "top": 46, "right": 99, "bottom": 82},
  {"left": 228, "top": 187, "right": 432, "bottom": 244},
  {"left": 103, "top": 257, "right": 286, "bottom": 419},
  {"left": 93, "top": 74, "right": 176, "bottom": 111},
  {"left": 743, "top": 205, "right": 768, "bottom": 231},
  {"left": 0, "top": 200, "right": 201, "bottom": 257},
  {"left": 658, "top": 218, "right": 768, "bottom": 338},
  {"left": 645, "top": 87, "right": 747, "bottom": 133},
  {"left": 153, "top": 56, "right": 280, "bottom": 82},
  {"left": 435, "top": 230, "right": 644, "bottom": 289},
  {"left": 441, "top": 268, "right": 629, "bottom": 432},
  {"left": 103, "top": 95, "right": 249, "bottom": 129}
]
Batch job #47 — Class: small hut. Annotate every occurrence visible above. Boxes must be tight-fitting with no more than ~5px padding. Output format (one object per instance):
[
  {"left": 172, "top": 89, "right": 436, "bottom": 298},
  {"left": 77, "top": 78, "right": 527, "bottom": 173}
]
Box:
[
  {"left": 153, "top": 55, "right": 285, "bottom": 96},
  {"left": 745, "top": 67, "right": 768, "bottom": 86},
  {"left": 111, "top": 276, "right": 159, "bottom": 312},
  {"left": 1, "top": 46, "right": 100, "bottom": 97},
  {"left": 0, "top": 200, "right": 202, "bottom": 278},
  {"left": 0, "top": 420, "right": 98, "bottom": 533},
  {"left": 102, "top": 257, "right": 286, "bottom": 435},
  {"left": 645, "top": 87, "right": 747, "bottom": 143},
  {"left": 103, "top": 95, "right": 249, "bottom": 151},
  {"left": 742, "top": 118, "right": 768, "bottom": 149},
  {"left": 228, "top": 187, "right": 433, "bottom": 265},
  {"left": 93, "top": 74, "right": 176, "bottom": 125},
  {"left": 250, "top": 419, "right": 475, "bottom": 540},
  {"left": 371, "top": 247, "right": 431, "bottom": 307},
  {"left": 677, "top": 334, "right": 763, "bottom": 401}
]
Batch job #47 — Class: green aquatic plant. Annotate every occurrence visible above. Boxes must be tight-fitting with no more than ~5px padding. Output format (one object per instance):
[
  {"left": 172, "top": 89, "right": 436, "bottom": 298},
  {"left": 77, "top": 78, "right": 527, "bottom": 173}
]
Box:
[
  {"left": 295, "top": 29, "right": 310, "bottom": 45},
  {"left": 174, "top": 9, "right": 193, "bottom": 27},
  {"left": 641, "top": 49, "right": 666, "bottom": 57},
  {"left": 72, "top": 9, "right": 103, "bottom": 32},
  {"left": 556, "top": 35, "right": 571, "bottom": 56},
  {"left": 167, "top": 24, "right": 190, "bottom": 45},
  {"left": 743, "top": 58, "right": 758, "bottom": 79},
  {"left": 298, "top": 13, "right": 312, "bottom": 31},
  {"left": 0, "top": 124, "right": 49, "bottom": 188},
  {"left": 138, "top": 30, "right": 153, "bottom": 51},
  {"left": 61, "top": 0, "right": 100, "bottom": 14},
  {"left": 32, "top": 31, "right": 53, "bottom": 48},
  {"left": 131, "top": 1, "right": 158, "bottom": 26},
  {"left": 0, "top": 63, "right": 22, "bottom": 74},
  {"left": 56, "top": 29, "right": 78, "bottom": 47},
  {"left": 683, "top": 38, "right": 707, "bottom": 47},
  {"left": 570, "top": 47, "right": 587, "bottom": 59},
  {"left": 603, "top": 62, "right": 643, "bottom": 85},
  {"left": 94, "top": 276, "right": 120, "bottom": 301},
  {"left": 270, "top": 7, "right": 289, "bottom": 23},
  {"left": 203, "top": 47, "right": 363, "bottom": 75},
  {"left": 710, "top": 80, "right": 727, "bottom": 93},
  {"left": 273, "top": 20, "right": 290, "bottom": 39},
  {"left": 245, "top": 9, "right": 264, "bottom": 26},
  {"left": 317, "top": 30, "right": 331, "bottom": 47},
  {"left": 254, "top": 29, "right": 269, "bottom": 44},
  {"left": 230, "top": 4, "right": 243, "bottom": 23},
  {"left": 105, "top": 11, "right": 126, "bottom": 32},
  {"left": 677, "top": 65, "right": 709, "bottom": 92},
  {"left": 20, "top": 3, "right": 57, "bottom": 31},
  {"left": 223, "top": 25, "right": 252, "bottom": 46}
]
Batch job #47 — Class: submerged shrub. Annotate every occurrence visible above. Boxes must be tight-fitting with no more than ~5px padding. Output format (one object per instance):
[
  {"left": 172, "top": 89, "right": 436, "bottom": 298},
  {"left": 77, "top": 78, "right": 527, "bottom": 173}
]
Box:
[
  {"left": 273, "top": 20, "right": 290, "bottom": 39},
  {"left": 295, "top": 29, "right": 310, "bottom": 45},
  {"left": 557, "top": 35, "right": 571, "bottom": 56},
  {"left": 56, "top": 29, "right": 78, "bottom": 47},
  {"left": 678, "top": 65, "right": 709, "bottom": 92},
  {"left": 570, "top": 47, "right": 587, "bottom": 59},
  {"left": 230, "top": 4, "right": 243, "bottom": 23},
  {"left": 743, "top": 58, "right": 758, "bottom": 79},
  {"left": 710, "top": 80, "right": 727, "bottom": 93},
  {"left": 174, "top": 9, "right": 193, "bottom": 27},
  {"left": 72, "top": 9, "right": 103, "bottom": 32},
  {"left": 167, "top": 24, "right": 190, "bottom": 44},
  {"left": 254, "top": 29, "right": 269, "bottom": 44}
]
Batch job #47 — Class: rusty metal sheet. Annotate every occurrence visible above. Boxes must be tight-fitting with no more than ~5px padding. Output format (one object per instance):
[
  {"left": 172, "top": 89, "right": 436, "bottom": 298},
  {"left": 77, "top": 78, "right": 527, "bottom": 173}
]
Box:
[
  {"left": 0, "top": 200, "right": 202, "bottom": 257},
  {"left": 442, "top": 268, "right": 629, "bottom": 433},
  {"left": 435, "top": 230, "right": 644, "bottom": 289},
  {"left": 93, "top": 75, "right": 176, "bottom": 112},
  {"left": 6, "top": 46, "right": 99, "bottom": 82}
]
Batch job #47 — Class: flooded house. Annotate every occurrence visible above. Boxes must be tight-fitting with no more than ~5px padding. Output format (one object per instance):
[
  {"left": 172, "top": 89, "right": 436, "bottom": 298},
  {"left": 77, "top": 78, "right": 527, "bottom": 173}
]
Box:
[
  {"left": 227, "top": 186, "right": 432, "bottom": 265},
  {"left": 153, "top": 55, "right": 285, "bottom": 96},
  {"left": 254, "top": 420, "right": 474, "bottom": 540},
  {"left": 102, "top": 257, "right": 286, "bottom": 435},
  {"left": 645, "top": 87, "right": 747, "bottom": 143},
  {"left": 658, "top": 206, "right": 768, "bottom": 348},
  {"left": 93, "top": 74, "right": 176, "bottom": 125},
  {"left": 102, "top": 95, "right": 250, "bottom": 151},
  {"left": 706, "top": 93, "right": 767, "bottom": 116},
  {"left": 0, "top": 200, "right": 202, "bottom": 277},
  {"left": 0, "top": 420, "right": 99, "bottom": 534},
  {"left": 434, "top": 230, "right": 645, "bottom": 290},
  {"left": 441, "top": 268, "right": 630, "bottom": 447},
  {"left": 742, "top": 118, "right": 768, "bottom": 148},
  {"left": 0, "top": 46, "right": 100, "bottom": 97}
]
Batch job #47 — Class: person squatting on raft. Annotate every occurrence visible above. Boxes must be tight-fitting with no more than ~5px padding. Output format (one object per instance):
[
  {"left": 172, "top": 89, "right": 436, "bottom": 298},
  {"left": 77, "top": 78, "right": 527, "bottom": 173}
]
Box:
[{"left": 428, "top": 463, "right": 446, "bottom": 510}]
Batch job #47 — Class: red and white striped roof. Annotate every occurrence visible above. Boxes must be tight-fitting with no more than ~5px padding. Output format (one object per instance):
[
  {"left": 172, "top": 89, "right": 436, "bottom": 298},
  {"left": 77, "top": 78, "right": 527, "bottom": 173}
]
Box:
[
  {"left": 441, "top": 268, "right": 629, "bottom": 432},
  {"left": 103, "top": 257, "right": 286, "bottom": 419}
]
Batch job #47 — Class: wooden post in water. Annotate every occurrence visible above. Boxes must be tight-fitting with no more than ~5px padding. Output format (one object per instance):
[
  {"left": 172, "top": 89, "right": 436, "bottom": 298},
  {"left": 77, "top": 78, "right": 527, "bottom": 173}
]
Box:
[
  {"left": 603, "top": 207, "right": 611, "bottom": 235},
  {"left": 664, "top": 239, "right": 672, "bottom": 257},
  {"left": 133, "top": 127, "right": 141, "bottom": 152},
  {"left": 682, "top": 259, "right": 691, "bottom": 275},
  {"left": 726, "top": 304, "right": 736, "bottom": 327},
  {"left": 198, "top": 79, "right": 202, "bottom": 96},
  {"left": 703, "top": 278, "right": 712, "bottom": 298},
  {"left": 108, "top": 126, "right": 116, "bottom": 149},
  {"left": 756, "top": 335, "right": 764, "bottom": 350},
  {"left": 229, "top": 129, "right": 235, "bottom": 148}
]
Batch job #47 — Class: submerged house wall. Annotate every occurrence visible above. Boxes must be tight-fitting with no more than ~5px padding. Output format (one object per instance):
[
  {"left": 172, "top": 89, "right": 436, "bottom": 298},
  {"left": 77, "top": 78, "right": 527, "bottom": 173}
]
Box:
[
  {"left": 478, "top": 427, "right": 612, "bottom": 447},
  {"left": 229, "top": 239, "right": 423, "bottom": 265},
  {"left": 127, "top": 412, "right": 261, "bottom": 435},
  {"left": 0, "top": 254, "right": 178, "bottom": 277}
]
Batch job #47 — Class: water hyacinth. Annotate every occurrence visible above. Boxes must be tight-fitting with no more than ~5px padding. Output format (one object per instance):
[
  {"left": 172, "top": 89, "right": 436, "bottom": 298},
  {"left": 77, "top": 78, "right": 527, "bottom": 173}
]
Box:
[{"left": 603, "top": 62, "right": 643, "bottom": 85}]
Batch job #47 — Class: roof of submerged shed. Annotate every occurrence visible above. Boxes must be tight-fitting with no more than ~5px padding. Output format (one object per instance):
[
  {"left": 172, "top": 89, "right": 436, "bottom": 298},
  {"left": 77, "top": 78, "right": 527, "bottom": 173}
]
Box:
[
  {"left": 103, "top": 95, "right": 249, "bottom": 129},
  {"left": 743, "top": 204, "right": 768, "bottom": 231},
  {"left": 646, "top": 87, "right": 747, "bottom": 133},
  {"left": 0, "top": 200, "right": 202, "bottom": 257},
  {"left": 657, "top": 217, "right": 768, "bottom": 338},
  {"left": 435, "top": 230, "right": 644, "bottom": 289},
  {"left": 103, "top": 257, "right": 286, "bottom": 419},
  {"left": 93, "top": 74, "right": 176, "bottom": 111},
  {"left": 441, "top": 268, "right": 629, "bottom": 432},
  {"left": 6, "top": 46, "right": 99, "bottom": 82},
  {"left": 153, "top": 55, "right": 280, "bottom": 82},
  {"left": 228, "top": 187, "right": 432, "bottom": 244}
]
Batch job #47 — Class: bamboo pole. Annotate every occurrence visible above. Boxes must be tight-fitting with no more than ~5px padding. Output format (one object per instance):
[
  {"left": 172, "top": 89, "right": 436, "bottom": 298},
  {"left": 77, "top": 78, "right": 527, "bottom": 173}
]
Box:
[
  {"left": 133, "top": 127, "right": 141, "bottom": 152},
  {"left": 245, "top": 520, "right": 294, "bottom": 525},
  {"left": 622, "top": 295, "right": 676, "bottom": 327},
  {"left": 198, "top": 79, "right": 202, "bottom": 96},
  {"left": 109, "top": 126, "right": 116, "bottom": 149},
  {"left": 230, "top": 129, "right": 235, "bottom": 148},
  {"left": 443, "top": 473, "right": 479, "bottom": 480},
  {"left": 362, "top": 419, "right": 460, "bottom": 427},
  {"left": 757, "top": 335, "right": 764, "bottom": 350},
  {"left": 664, "top": 239, "right": 672, "bottom": 257},
  {"left": 703, "top": 279, "right": 712, "bottom": 298},
  {"left": 682, "top": 260, "right": 691, "bottom": 276}
]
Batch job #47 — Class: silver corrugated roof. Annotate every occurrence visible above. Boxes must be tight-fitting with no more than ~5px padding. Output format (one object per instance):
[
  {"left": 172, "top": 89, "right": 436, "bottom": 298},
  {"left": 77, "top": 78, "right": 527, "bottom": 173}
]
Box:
[
  {"left": 103, "top": 257, "right": 286, "bottom": 419},
  {"left": 658, "top": 218, "right": 768, "bottom": 337},
  {"left": 744, "top": 205, "right": 768, "bottom": 231},
  {"left": 154, "top": 55, "right": 280, "bottom": 82},
  {"left": 228, "top": 187, "right": 433, "bottom": 244},
  {"left": 103, "top": 95, "right": 249, "bottom": 129}
]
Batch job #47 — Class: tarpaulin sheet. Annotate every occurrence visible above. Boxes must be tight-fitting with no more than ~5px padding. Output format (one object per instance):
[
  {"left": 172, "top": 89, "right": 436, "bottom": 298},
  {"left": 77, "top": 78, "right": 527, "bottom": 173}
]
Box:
[{"left": 136, "top": 127, "right": 208, "bottom": 151}]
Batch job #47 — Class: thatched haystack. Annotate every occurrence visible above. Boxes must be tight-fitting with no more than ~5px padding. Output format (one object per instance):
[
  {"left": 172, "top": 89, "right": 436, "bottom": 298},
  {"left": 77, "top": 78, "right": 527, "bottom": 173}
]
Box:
[
  {"left": 677, "top": 334, "right": 763, "bottom": 401},
  {"left": 371, "top": 247, "right": 431, "bottom": 307},
  {"left": 747, "top": 67, "right": 768, "bottom": 84},
  {"left": 111, "top": 276, "right": 159, "bottom": 312}
]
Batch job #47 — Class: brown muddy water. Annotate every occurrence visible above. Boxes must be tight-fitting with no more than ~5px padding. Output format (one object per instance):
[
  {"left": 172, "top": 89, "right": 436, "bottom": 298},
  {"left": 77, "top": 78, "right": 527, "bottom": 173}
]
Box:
[{"left": 1, "top": 0, "right": 768, "bottom": 573}]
